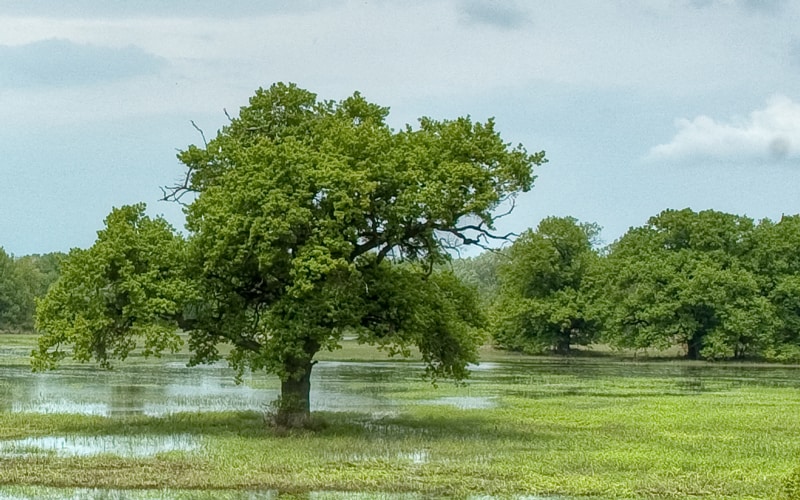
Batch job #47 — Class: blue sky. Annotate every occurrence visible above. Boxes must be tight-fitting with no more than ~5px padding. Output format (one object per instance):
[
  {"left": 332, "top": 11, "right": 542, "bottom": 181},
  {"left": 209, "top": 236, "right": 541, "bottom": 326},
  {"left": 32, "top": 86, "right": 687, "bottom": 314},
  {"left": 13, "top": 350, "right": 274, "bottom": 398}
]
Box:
[{"left": 1, "top": 0, "right": 799, "bottom": 255}]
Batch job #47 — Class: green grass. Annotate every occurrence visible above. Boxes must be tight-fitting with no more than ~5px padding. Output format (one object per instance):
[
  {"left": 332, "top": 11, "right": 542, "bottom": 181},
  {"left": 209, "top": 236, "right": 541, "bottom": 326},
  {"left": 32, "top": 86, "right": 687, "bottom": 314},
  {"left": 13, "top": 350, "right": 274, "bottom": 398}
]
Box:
[{"left": 1, "top": 334, "right": 799, "bottom": 498}]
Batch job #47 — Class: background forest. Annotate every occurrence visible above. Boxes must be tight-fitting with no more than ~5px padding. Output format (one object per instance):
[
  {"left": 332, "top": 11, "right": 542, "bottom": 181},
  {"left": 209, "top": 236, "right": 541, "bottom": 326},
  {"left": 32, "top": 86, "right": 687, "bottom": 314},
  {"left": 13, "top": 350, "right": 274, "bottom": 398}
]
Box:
[
  {"left": 0, "top": 250, "right": 61, "bottom": 332},
  {"left": 4, "top": 207, "right": 800, "bottom": 363}
]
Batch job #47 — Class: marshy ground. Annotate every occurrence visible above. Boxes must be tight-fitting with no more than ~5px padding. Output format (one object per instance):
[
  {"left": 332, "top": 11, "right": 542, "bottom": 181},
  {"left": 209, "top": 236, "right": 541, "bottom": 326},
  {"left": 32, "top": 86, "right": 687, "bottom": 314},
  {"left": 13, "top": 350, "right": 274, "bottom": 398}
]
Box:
[{"left": 0, "top": 335, "right": 798, "bottom": 499}]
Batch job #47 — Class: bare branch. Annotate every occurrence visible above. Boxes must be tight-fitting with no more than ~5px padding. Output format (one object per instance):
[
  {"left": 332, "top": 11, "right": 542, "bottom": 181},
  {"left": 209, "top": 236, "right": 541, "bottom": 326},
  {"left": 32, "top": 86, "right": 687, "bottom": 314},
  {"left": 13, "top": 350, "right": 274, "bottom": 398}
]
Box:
[
  {"left": 493, "top": 196, "right": 517, "bottom": 221},
  {"left": 452, "top": 224, "right": 518, "bottom": 241},
  {"left": 191, "top": 120, "right": 208, "bottom": 148},
  {"left": 160, "top": 121, "right": 207, "bottom": 205},
  {"left": 160, "top": 165, "right": 197, "bottom": 206}
]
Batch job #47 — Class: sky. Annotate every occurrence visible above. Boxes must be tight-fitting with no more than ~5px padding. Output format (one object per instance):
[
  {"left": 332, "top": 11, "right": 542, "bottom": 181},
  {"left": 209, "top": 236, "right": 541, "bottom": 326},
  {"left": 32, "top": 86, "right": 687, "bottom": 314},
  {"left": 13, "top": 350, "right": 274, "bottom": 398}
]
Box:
[{"left": 1, "top": 0, "right": 799, "bottom": 255}]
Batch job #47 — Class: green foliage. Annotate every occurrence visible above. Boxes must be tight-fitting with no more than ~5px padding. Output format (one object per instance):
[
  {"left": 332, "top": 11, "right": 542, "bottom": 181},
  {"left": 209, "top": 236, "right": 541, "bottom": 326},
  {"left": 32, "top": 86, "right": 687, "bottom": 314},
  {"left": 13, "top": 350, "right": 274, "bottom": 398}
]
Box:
[
  {"left": 603, "top": 209, "right": 778, "bottom": 359},
  {"left": 177, "top": 83, "right": 540, "bottom": 386},
  {"left": 0, "top": 248, "right": 63, "bottom": 332},
  {"left": 34, "top": 204, "right": 195, "bottom": 370},
  {"left": 491, "top": 216, "right": 603, "bottom": 354},
  {"left": 449, "top": 249, "right": 505, "bottom": 307},
  {"left": 743, "top": 215, "right": 800, "bottom": 360},
  {"left": 34, "top": 83, "right": 543, "bottom": 413},
  {"left": 745, "top": 215, "right": 800, "bottom": 286},
  {"left": 0, "top": 247, "right": 25, "bottom": 330}
]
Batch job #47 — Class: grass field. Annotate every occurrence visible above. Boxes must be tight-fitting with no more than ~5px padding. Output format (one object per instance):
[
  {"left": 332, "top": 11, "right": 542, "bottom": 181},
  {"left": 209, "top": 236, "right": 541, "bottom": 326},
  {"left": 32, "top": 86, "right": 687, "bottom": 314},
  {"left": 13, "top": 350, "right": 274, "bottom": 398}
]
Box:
[{"left": 0, "top": 334, "right": 799, "bottom": 499}]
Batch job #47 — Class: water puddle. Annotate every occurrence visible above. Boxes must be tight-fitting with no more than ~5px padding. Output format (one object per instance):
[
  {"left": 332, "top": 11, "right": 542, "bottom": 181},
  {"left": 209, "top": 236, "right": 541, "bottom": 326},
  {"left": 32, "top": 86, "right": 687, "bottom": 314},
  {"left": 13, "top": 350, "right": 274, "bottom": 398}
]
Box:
[
  {"left": 399, "top": 450, "right": 429, "bottom": 464},
  {"left": 2, "top": 354, "right": 800, "bottom": 418},
  {"left": 0, "top": 434, "right": 200, "bottom": 458},
  {"left": 324, "top": 450, "right": 429, "bottom": 465},
  {"left": 0, "top": 361, "right": 403, "bottom": 416},
  {"left": 466, "top": 362, "right": 501, "bottom": 371},
  {"left": 422, "top": 396, "right": 497, "bottom": 409},
  {"left": 12, "top": 401, "right": 110, "bottom": 416}
]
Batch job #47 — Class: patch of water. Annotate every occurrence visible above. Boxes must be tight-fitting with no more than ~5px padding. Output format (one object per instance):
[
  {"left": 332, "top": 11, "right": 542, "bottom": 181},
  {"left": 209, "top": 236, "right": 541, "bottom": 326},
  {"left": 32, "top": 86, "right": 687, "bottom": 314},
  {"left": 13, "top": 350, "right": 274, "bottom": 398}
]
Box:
[
  {"left": 467, "top": 362, "right": 501, "bottom": 372},
  {"left": 3, "top": 354, "right": 800, "bottom": 418},
  {"left": 12, "top": 401, "right": 110, "bottom": 416},
  {"left": 0, "top": 434, "right": 200, "bottom": 458},
  {"left": 324, "top": 449, "right": 429, "bottom": 465},
  {"left": 399, "top": 450, "right": 429, "bottom": 464},
  {"left": 0, "top": 361, "right": 400, "bottom": 416},
  {"left": 422, "top": 396, "right": 497, "bottom": 409}
]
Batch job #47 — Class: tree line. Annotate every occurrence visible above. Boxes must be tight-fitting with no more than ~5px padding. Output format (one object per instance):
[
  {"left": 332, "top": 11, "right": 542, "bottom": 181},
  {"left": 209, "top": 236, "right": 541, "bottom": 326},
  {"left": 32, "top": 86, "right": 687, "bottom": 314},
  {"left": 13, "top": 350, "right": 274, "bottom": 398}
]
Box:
[
  {"left": 0, "top": 249, "right": 62, "bottom": 332},
  {"left": 9, "top": 207, "right": 800, "bottom": 363},
  {"left": 455, "top": 209, "right": 800, "bottom": 362}
]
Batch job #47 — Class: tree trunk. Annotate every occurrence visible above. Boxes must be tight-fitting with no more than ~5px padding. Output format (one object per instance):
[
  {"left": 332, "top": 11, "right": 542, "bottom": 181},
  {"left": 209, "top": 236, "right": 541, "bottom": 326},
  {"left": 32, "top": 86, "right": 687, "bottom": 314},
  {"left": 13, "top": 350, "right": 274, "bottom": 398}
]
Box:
[
  {"left": 271, "top": 338, "right": 320, "bottom": 428},
  {"left": 686, "top": 332, "right": 703, "bottom": 360},
  {"left": 273, "top": 360, "right": 314, "bottom": 428},
  {"left": 554, "top": 332, "right": 571, "bottom": 355},
  {"left": 556, "top": 337, "right": 570, "bottom": 356},
  {"left": 283, "top": 362, "right": 312, "bottom": 409}
]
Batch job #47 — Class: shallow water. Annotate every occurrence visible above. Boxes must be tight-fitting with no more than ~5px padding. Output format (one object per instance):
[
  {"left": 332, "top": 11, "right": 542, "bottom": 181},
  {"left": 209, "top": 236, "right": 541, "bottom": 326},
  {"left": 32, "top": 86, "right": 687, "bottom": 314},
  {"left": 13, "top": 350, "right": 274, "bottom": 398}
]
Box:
[
  {"left": 0, "top": 434, "right": 200, "bottom": 458},
  {"left": 0, "top": 361, "right": 402, "bottom": 417},
  {"left": 422, "top": 396, "right": 497, "bottom": 409},
  {"left": 1, "top": 354, "right": 799, "bottom": 417},
  {"left": 2, "top": 348, "right": 795, "bottom": 499}
]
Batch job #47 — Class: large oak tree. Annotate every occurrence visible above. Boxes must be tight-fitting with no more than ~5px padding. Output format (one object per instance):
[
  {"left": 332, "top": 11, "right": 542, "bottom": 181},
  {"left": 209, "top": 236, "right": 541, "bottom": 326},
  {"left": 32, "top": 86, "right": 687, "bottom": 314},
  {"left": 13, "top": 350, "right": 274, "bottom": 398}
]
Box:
[{"left": 34, "top": 83, "right": 545, "bottom": 423}]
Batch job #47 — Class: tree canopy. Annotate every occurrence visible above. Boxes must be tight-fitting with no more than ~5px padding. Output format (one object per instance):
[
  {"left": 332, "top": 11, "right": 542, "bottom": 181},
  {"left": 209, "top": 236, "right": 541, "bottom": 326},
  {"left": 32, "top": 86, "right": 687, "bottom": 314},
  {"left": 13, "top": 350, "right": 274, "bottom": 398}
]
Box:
[
  {"left": 0, "top": 248, "right": 63, "bottom": 332},
  {"left": 0, "top": 248, "right": 24, "bottom": 330},
  {"left": 602, "top": 209, "right": 778, "bottom": 360},
  {"left": 491, "top": 216, "right": 603, "bottom": 354},
  {"left": 34, "top": 83, "right": 545, "bottom": 422}
]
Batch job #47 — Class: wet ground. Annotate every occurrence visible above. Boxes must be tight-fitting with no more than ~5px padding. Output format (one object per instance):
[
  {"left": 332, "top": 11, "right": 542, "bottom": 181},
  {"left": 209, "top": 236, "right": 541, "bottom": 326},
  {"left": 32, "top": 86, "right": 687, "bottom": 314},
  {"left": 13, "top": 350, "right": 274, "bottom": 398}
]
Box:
[
  {"left": 1, "top": 356, "right": 798, "bottom": 417},
  {"left": 1, "top": 346, "right": 799, "bottom": 499}
]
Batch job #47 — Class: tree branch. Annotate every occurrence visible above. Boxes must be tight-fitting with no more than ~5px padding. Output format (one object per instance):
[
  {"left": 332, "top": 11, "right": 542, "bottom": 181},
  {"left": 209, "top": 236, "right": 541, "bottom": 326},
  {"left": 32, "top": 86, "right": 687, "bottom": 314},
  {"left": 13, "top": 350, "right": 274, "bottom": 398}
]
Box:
[
  {"left": 191, "top": 120, "right": 209, "bottom": 148},
  {"left": 160, "top": 121, "right": 207, "bottom": 205}
]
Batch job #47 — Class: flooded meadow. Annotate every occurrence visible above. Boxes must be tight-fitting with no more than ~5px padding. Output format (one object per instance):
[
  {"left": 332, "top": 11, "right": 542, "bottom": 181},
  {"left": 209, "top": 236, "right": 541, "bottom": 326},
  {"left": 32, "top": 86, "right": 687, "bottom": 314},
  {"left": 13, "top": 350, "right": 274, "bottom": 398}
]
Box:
[{"left": 1, "top": 337, "right": 799, "bottom": 498}]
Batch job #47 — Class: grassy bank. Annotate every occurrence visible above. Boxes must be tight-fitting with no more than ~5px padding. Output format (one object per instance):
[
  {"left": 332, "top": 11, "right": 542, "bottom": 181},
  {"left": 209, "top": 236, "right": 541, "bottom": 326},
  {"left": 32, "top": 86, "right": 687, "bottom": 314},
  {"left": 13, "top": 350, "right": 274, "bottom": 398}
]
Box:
[{"left": 1, "top": 335, "right": 799, "bottom": 498}]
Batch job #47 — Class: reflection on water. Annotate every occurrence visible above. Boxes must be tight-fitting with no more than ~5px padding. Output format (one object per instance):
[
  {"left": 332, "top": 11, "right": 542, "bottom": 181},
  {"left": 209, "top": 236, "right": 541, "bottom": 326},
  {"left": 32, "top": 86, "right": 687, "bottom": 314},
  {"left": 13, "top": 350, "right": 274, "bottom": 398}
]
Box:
[
  {"left": 422, "top": 396, "right": 496, "bottom": 409},
  {"left": 0, "top": 434, "right": 200, "bottom": 458},
  {"left": 1, "top": 355, "right": 799, "bottom": 416},
  {"left": 0, "top": 362, "right": 403, "bottom": 417}
]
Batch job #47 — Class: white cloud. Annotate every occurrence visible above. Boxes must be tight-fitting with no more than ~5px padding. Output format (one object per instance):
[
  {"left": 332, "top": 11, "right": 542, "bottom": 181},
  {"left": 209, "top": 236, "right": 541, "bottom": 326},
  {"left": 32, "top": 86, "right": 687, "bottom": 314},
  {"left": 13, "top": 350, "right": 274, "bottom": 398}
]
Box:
[{"left": 647, "top": 95, "right": 800, "bottom": 162}]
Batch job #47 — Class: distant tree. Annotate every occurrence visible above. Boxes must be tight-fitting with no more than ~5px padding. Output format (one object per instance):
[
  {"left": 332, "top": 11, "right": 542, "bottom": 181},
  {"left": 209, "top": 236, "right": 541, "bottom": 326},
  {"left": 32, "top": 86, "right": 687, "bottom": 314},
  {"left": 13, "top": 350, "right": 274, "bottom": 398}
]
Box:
[
  {"left": 0, "top": 247, "right": 25, "bottom": 330},
  {"left": 743, "top": 215, "right": 800, "bottom": 286},
  {"left": 34, "top": 83, "right": 545, "bottom": 425},
  {"left": 7, "top": 252, "right": 65, "bottom": 330},
  {"left": 17, "top": 253, "right": 63, "bottom": 297},
  {"left": 603, "top": 209, "right": 775, "bottom": 359},
  {"left": 744, "top": 215, "right": 800, "bottom": 361},
  {"left": 449, "top": 250, "right": 505, "bottom": 307},
  {"left": 491, "top": 216, "right": 603, "bottom": 354}
]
